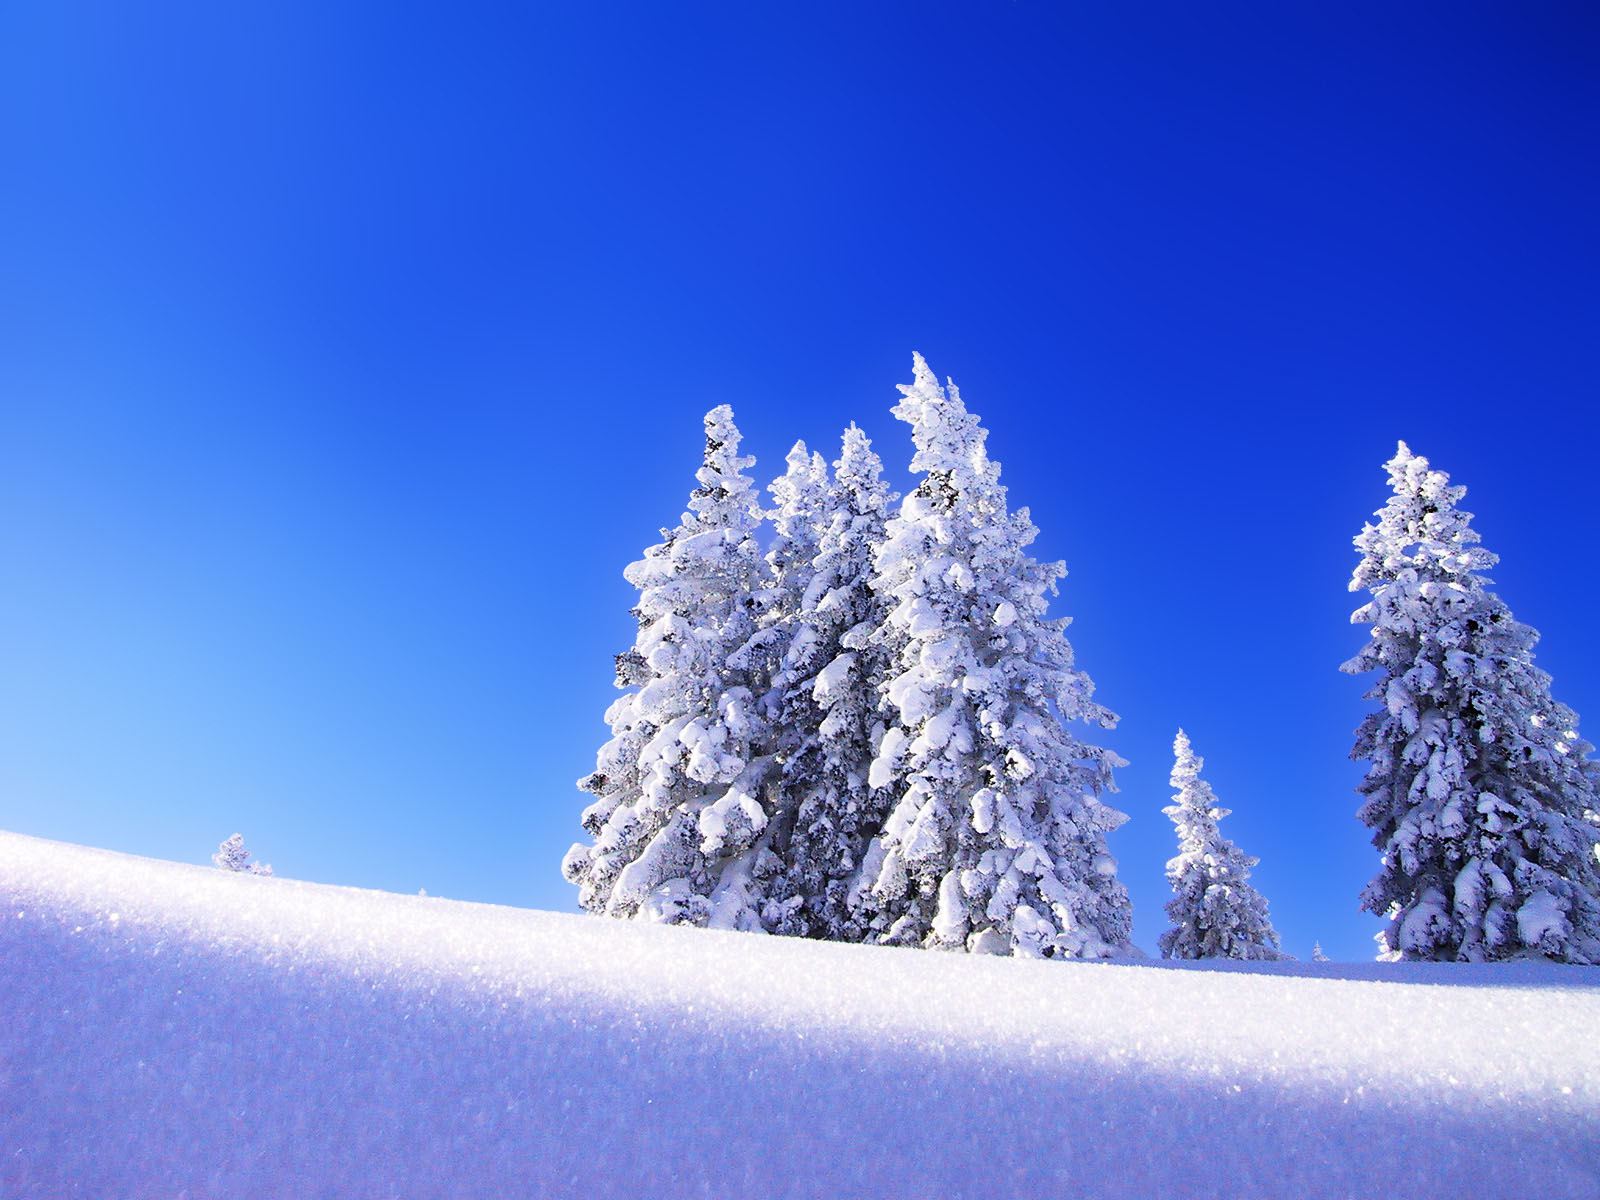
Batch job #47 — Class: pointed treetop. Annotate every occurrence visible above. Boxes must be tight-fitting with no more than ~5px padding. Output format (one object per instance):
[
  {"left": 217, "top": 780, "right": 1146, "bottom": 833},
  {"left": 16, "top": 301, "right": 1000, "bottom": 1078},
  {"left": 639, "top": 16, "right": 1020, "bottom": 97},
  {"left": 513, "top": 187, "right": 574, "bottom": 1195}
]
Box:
[
  {"left": 835, "top": 422, "right": 892, "bottom": 500},
  {"left": 837, "top": 422, "right": 875, "bottom": 470},
  {"left": 892, "top": 352, "right": 995, "bottom": 503},
  {"left": 688, "top": 405, "right": 760, "bottom": 529},
  {"left": 1166, "top": 729, "right": 1235, "bottom": 831},
  {"left": 1380, "top": 441, "right": 1460, "bottom": 507},
  {"left": 771, "top": 439, "right": 828, "bottom": 485},
  {"left": 704, "top": 402, "right": 739, "bottom": 443},
  {"left": 769, "top": 437, "right": 830, "bottom": 535},
  {"left": 1385, "top": 440, "right": 1419, "bottom": 476},
  {"left": 699, "top": 404, "right": 755, "bottom": 481},
  {"left": 1353, "top": 441, "right": 1494, "bottom": 594},
  {"left": 1170, "top": 728, "right": 1201, "bottom": 786}
]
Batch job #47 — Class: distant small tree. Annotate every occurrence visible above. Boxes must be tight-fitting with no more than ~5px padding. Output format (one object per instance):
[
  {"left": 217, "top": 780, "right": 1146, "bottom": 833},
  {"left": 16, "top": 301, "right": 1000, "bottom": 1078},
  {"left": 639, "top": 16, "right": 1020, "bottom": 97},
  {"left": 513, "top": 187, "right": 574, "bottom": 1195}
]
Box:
[
  {"left": 213, "top": 833, "right": 272, "bottom": 876},
  {"left": 1159, "top": 730, "right": 1285, "bottom": 961},
  {"left": 1311, "top": 942, "right": 1330, "bottom": 963}
]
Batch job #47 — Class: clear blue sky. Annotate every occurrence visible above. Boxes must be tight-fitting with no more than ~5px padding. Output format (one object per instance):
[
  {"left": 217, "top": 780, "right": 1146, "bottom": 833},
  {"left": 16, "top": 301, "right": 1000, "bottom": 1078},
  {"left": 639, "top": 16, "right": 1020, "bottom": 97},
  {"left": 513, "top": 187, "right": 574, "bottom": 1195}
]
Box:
[{"left": 2, "top": 3, "right": 1596, "bottom": 959}]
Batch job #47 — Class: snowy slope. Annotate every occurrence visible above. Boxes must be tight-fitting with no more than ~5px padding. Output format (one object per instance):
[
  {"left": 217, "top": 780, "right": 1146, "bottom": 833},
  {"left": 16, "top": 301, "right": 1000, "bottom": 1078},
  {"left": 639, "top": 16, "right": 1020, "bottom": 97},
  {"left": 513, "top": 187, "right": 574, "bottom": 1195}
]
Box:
[{"left": 3, "top": 832, "right": 1597, "bottom": 1199}]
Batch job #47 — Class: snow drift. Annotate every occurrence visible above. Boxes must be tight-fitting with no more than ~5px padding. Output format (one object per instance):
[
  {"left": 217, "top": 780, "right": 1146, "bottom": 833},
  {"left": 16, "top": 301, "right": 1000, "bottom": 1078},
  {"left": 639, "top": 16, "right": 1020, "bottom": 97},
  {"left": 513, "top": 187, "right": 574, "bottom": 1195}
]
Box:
[{"left": 3, "top": 831, "right": 1597, "bottom": 1198}]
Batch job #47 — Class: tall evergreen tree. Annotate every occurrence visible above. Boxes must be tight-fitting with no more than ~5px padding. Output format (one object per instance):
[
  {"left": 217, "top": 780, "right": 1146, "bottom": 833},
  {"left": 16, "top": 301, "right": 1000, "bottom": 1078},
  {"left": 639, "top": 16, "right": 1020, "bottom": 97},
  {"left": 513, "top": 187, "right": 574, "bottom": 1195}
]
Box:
[
  {"left": 1159, "top": 730, "right": 1284, "bottom": 961},
  {"left": 1343, "top": 442, "right": 1600, "bottom": 962},
  {"left": 853, "top": 354, "right": 1132, "bottom": 958},
  {"left": 563, "top": 405, "right": 776, "bottom": 929},
  {"left": 740, "top": 440, "right": 830, "bottom": 932},
  {"left": 764, "top": 440, "right": 831, "bottom": 632},
  {"left": 749, "top": 439, "right": 831, "bottom": 740},
  {"left": 766, "top": 425, "right": 897, "bottom": 939}
]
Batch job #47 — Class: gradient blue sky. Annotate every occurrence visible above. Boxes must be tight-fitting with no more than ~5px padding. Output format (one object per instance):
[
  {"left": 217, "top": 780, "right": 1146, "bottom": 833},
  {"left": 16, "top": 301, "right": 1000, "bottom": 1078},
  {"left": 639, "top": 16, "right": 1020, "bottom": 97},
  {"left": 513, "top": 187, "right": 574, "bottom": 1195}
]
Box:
[{"left": 2, "top": 3, "right": 1596, "bottom": 958}]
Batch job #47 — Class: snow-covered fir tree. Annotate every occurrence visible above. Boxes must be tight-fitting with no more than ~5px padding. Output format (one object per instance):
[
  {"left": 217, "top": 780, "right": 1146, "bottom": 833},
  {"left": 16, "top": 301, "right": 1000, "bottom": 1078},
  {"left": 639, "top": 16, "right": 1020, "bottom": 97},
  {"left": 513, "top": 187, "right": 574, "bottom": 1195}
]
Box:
[
  {"left": 852, "top": 354, "right": 1132, "bottom": 958},
  {"left": 764, "top": 425, "right": 897, "bottom": 939},
  {"left": 1158, "top": 730, "right": 1284, "bottom": 961},
  {"left": 563, "top": 405, "right": 777, "bottom": 930},
  {"left": 748, "top": 439, "right": 831, "bottom": 742},
  {"left": 1343, "top": 442, "right": 1600, "bottom": 963},
  {"left": 1311, "top": 942, "right": 1330, "bottom": 962},
  {"left": 741, "top": 439, "right": 830, "bottom": 933},
  {"left": 212, "top": 833, "right": 272, "bottom": 876},
  {"left": 764, "top": 440, "right": 831, "bottom": 635}
]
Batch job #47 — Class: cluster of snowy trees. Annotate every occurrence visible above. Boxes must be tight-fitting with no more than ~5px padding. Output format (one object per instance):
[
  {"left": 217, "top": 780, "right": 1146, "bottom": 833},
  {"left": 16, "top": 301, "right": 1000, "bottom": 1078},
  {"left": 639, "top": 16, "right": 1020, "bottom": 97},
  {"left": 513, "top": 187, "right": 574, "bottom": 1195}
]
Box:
[
  {"left": 563, "top": 355, "right": 1133, "bottom": 959},
  {"left": 565, "top": 356, "right": 1600, "bottom": 965}
]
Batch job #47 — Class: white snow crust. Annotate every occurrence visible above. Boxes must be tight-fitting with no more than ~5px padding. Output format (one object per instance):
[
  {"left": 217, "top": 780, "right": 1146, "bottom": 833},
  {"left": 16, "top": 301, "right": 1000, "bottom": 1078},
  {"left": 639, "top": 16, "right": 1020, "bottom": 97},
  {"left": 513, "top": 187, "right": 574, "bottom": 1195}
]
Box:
[{"left": 3, "top": 831, "right": 1597, "bottom": 1198}]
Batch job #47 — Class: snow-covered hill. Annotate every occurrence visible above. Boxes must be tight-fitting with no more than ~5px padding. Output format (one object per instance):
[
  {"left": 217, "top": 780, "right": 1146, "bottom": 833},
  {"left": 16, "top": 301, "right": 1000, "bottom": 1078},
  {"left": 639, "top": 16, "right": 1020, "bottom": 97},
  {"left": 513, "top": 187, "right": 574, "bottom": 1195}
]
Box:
[{"left": 3, "top": 832, "right": 1596, "bottom": 1198}]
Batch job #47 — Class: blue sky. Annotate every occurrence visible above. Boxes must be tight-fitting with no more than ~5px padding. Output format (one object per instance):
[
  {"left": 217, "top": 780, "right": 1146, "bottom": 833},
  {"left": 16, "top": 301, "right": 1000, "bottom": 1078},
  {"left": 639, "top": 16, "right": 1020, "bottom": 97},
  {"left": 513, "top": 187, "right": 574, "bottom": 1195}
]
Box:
[{"left": 2, "top": 3, "right": 1596, "bottom": 958}]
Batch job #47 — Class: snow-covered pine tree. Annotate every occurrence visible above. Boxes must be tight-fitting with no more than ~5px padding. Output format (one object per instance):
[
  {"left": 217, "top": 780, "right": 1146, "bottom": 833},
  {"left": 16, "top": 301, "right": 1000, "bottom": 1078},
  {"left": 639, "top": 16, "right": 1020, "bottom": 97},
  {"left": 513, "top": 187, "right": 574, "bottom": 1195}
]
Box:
[
  {"left": 765, "top": 425, "right": 897, "bottom": 939},
  {"left": 563, "top": 405, "right": 777, "bottom": 930},
  {"left": 1158, "top": 730, "right": 1285, "bottom": 961},
  {"left": 742, "top": 439, "right": 830, "bottom": 933},
  {"left": 1343, "top": 442, "right": 1600, "bottom": 963},
  {"left": 764, "top": 440, "right": 830, "bottom": 636},
  {"left": 212, "top": 833, "right": 272, "bottom": 876},
  {"left": 1311, "top": 942, "right": 1330, "bottom": 962},
  {"left": 853, "top": 354, "right": 1132, "bottom": 958},
  {"left": 749, "top": 439, "right": 830, "bottom": 740}
]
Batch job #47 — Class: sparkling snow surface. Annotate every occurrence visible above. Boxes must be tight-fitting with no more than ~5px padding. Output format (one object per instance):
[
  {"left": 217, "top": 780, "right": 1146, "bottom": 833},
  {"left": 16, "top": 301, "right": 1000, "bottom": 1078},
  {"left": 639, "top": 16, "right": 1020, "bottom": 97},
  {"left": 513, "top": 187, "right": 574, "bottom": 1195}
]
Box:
[{"left": 3, "top": 832, "right": 1597, "bottom": 1198}]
